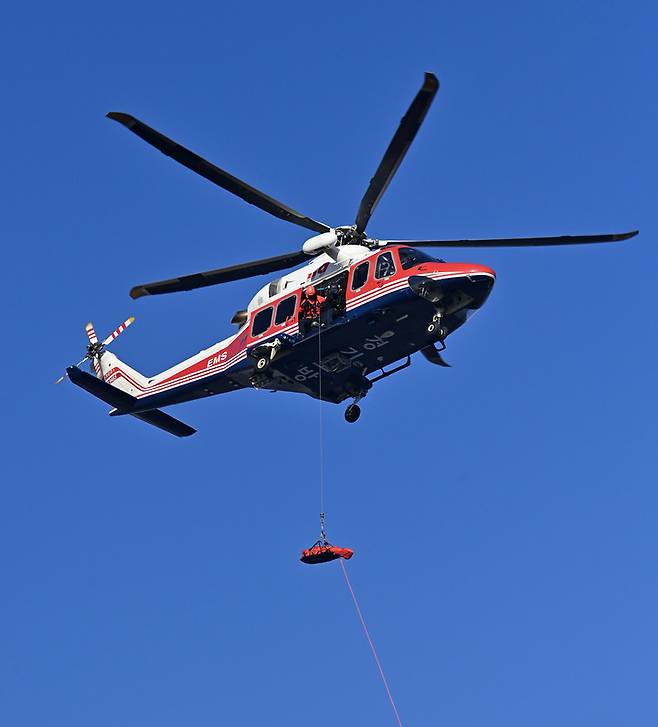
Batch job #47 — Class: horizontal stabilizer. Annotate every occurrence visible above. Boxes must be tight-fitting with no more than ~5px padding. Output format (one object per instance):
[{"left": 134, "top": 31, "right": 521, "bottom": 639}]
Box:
[
  {"left": 67, "top": 366, "right": 133, "bottom": 408},
  {"left": 67, "top": 366, "right": 196, "bottom": 437},
  {"left": 131, "top": 410, "right": 196, "bottom": 437}
]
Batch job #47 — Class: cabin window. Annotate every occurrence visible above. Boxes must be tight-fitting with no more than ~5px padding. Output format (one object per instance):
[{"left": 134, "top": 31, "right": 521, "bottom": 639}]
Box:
[
  {"left": 375, "top": 251, "right": 396, "bottom": 279},
  {"left": 251, "top": 306, "right": 273, "bottom": 336},
  {"left": 351, "top": 261, "right": 370, "bottom": 290},
  {"left": 275, "top": 295, "right": 296, "bottom": 325},
  {"left": 398, "top": 247, "right": 435, "bottom": 270},
  {"left": 316, "top": 271, "right": 348, "bottom": 318}
]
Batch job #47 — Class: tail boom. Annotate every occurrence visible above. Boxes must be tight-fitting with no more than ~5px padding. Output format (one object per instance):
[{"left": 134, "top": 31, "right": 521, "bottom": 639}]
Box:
[{"left": 67, "top": 366, "right": 196, "bottom": 437}]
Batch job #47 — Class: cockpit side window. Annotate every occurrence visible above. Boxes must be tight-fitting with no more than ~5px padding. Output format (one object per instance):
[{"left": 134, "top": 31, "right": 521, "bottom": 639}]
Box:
[
  {"left": 398, "top": 247, "right": 436, "bottom": 270},
  {"left": 375, "top": 251, "right": 396, "bottom": 279}
]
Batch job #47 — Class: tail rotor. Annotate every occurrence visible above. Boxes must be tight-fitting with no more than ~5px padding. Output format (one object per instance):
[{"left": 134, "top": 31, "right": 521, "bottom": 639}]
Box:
[{"left": 55, "top": 316, "right": 135, "bottom": 384}]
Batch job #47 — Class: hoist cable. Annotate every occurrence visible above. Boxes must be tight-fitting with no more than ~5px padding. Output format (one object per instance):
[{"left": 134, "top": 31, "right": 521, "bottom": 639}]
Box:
[
  {"left": 339, "top": 560, "right": 405, "bottom": 727},
  {"left": 318, "top": 322, "right": 325, "bottom": 531}
]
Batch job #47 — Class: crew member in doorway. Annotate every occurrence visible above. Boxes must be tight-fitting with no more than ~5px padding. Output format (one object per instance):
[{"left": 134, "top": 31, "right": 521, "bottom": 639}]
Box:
[{"left": 299, "top": 284, "right": 326, "bottom": 335}]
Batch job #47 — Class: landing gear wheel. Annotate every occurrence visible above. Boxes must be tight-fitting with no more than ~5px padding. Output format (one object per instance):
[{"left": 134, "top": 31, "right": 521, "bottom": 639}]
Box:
[
  {"left": 256, "top": 356, "right": 268, "bottom": 371},
  {"left": 345, "top": 403, "right": 361, "bottom": 423},
  {"left": 428, "top": 320, "right": 448, "bottom": 339}
]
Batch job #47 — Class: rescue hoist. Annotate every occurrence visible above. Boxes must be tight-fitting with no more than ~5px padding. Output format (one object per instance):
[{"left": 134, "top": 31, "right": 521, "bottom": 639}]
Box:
[{"left": 299, "top": 310, "right": 354, "bottom": 565}]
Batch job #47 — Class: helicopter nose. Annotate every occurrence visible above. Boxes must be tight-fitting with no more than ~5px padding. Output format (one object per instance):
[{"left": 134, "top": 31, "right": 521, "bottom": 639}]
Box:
[
  {"left": 409, "top": 263, "right": 495, "bottom": 313},
  {"left": 463, "top": 265, "right": 496, "bottom": 309},
  {"left": 464, "top": 263, "right": 496, "bottom": 281}
]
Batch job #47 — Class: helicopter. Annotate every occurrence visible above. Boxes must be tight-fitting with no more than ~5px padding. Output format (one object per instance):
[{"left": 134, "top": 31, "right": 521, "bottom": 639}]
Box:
[{"left": 60, "top": 72, "right": 637, "bottom": 437}]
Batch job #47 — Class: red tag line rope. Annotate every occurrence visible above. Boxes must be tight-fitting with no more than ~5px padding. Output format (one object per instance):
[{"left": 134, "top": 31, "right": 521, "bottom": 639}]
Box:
[{"left": 339, "top": 560, "right": 404, "bottom": 727}]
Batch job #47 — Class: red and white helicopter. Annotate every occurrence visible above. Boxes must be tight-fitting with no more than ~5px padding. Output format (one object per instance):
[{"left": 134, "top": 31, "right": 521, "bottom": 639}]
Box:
[{"left": 59, "top": 73, "right": 637, "bottom": 437}]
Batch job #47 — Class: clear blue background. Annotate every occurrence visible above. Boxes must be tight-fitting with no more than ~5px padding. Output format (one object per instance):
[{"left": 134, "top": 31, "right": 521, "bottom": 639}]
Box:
[{"left": 1, "top": 1, "right": 656, "bottom": 725}]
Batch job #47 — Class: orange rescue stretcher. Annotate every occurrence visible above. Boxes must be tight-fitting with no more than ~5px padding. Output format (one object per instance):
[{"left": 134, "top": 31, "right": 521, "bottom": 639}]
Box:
[{"left": 300, "top": 541, "right": 354, "bottom": 565}]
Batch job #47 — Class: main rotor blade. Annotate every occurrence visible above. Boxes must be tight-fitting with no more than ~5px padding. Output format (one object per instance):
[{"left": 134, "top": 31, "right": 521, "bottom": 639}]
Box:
[
  {"left": 130, "top": 250, "right": 309, "bottom": 299},
  {"left": 383, "top": 230, "right": 639, "bottom": 248},
  {"left": 355, "top": 72, "right": 439, "bottom": 234},
  {"left": 107, "top": 112, "right": 330, "bottom": 234}
]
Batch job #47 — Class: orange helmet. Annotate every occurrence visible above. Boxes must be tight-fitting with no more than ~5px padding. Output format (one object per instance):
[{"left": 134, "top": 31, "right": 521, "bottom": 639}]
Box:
[{"left": 306, "top": 285, "right": 316, "bottom": 296}]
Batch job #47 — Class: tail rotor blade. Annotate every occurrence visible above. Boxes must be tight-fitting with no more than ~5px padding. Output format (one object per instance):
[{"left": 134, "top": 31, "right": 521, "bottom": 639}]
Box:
[
  {"left": 55, "top": 354, "right": 90, "bottom": 384},
  {"left": 101, "top": 316, "right": 135, "bottom": 346},
  {"left": 85, "top": 321, "right": 98, "bottom": 344}
]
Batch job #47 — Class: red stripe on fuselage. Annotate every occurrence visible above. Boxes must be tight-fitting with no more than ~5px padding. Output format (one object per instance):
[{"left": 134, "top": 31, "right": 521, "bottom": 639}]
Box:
[{"left": 109, "top": 253, "right": 495, "bottom": 400}]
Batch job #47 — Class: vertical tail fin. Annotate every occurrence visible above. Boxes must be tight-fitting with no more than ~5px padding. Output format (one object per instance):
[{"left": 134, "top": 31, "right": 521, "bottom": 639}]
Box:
[
  {"left": 87, "top": 317, "right": 144, "bottom": 394},
  {"left": 96, "top": 350, "right": 149, "bottom": 397},
  {"left": 61, "top": 316, "right": 196, "bottom": 437}
]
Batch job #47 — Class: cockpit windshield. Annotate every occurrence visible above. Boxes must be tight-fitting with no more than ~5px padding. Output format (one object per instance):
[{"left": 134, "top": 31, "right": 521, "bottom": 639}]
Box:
[{"left": 398, "top": 247, "right": 438, "bottom": 269}]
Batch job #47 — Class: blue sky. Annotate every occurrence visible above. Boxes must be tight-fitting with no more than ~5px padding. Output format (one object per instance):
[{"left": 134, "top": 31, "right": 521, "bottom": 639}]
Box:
[{"left": 2, "top": 1, "right": 657, "bottom": 725}]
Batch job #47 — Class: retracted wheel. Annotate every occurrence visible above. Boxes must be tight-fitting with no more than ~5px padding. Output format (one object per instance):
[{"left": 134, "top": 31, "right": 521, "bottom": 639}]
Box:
[
  {"left": 256, "top": 356, "right": 268, "bottom": 370},
  {"left": 345, "top": 403, "right": 361, "bottom": 423}
]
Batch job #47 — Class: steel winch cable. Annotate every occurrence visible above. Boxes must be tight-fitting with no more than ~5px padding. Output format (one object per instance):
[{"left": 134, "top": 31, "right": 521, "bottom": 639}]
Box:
[{"left": 318, "top": 322, "right": 325, "bottom": 522}]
